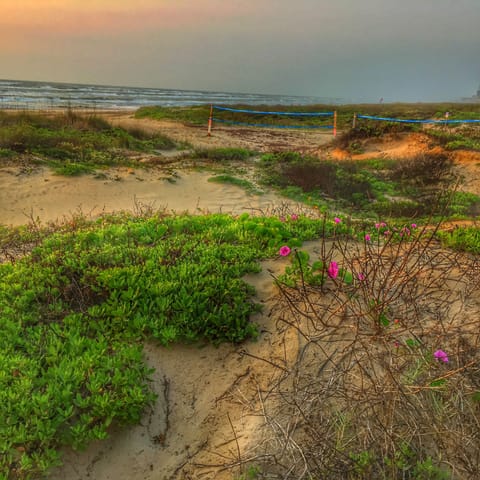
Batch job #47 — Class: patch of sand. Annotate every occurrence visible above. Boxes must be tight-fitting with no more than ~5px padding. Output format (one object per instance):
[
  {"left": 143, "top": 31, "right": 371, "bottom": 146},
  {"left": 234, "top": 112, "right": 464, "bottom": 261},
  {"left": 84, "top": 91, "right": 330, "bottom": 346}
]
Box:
[
  {"left": 0, "top": 167, "right": 301, "bottom": 227},
  {"left": 103, "top": 112, "right": 334, "bottom": 154}
]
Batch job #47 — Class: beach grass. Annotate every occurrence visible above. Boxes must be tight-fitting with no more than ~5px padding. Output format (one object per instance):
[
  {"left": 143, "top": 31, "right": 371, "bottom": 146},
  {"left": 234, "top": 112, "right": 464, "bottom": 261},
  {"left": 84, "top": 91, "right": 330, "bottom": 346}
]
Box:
[{"left": 0, "top": 110, "right": 178, "bottom": 175}]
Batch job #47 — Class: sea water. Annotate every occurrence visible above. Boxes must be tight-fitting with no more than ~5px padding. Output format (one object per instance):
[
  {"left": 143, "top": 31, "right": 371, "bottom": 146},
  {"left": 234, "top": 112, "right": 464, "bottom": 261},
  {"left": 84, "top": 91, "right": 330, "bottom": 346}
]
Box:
[{"left": 0, "top": 79, "right": 343, "bottom": 110}]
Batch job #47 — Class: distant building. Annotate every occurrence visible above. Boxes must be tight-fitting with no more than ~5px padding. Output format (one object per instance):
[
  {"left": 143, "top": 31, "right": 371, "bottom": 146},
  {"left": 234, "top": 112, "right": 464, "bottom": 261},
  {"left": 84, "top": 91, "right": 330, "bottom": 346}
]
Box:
[{"left": 461, "top": 84, "right": 480, "bottom": 102}]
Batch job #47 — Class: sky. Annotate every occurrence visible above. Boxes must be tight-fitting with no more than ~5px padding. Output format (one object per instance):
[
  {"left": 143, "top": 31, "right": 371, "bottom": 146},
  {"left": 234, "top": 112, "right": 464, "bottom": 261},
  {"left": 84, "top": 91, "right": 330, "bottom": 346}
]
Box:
[{"left": 1, "top": 0, "right": 479, "bottom": 102}]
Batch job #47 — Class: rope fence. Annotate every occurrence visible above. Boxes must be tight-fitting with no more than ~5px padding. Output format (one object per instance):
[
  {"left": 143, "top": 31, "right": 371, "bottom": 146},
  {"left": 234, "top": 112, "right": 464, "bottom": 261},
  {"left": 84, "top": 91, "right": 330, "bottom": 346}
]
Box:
[
  {"left": 208, "top": 105, "right": 480, "bottom": 137},
  {"left": 208, "top": 105, "right": 337, "bottom": 136},
  {"left": 356, "top": 114, "right": 480, "bottom": 125}
]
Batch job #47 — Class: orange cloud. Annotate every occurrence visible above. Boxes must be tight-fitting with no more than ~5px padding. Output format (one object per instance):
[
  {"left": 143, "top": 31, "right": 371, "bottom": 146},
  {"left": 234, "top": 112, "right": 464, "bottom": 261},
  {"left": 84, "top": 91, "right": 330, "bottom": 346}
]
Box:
[{"left": 2, "top": 1, "right": 251, "bottom": 36}]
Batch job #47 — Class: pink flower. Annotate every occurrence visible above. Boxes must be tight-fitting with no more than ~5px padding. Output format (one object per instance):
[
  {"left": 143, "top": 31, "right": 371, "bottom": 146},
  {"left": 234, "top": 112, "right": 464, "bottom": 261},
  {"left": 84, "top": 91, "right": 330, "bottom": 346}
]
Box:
[
  {"left": 334, "top": 217, "right": 341, "bottom": 224},
  {"left": 365, "top": 234, "right": 371, "bottom": 242},
  {"left": 434, "top": 350, "right": 449, "bottom": 363},
  {"left": 291, "top": 214, "right": 299, "bottom": 221},
  {"left": 357, "top": 273, "right": 365, "bottom": 281},
  {"left": 394, "top": 340, "right": 400, "bottom": 348},
  {"left": 384, "top": 230, "right": 391, "bottom": 236},
  {"left": 411, "top": 223, "right": 417, "bottom": 229},
  {"left": 375, "top": 223, "right": 380, "bottom": 229},
  {"left": 327, "top": 261, "right": 339, "bottom": 279},
  {"left": 279, "top": 216, "right": 286, "bottom": 222},
  {"left": 279, "top": 246, "right": 291, "bottom": 257}
]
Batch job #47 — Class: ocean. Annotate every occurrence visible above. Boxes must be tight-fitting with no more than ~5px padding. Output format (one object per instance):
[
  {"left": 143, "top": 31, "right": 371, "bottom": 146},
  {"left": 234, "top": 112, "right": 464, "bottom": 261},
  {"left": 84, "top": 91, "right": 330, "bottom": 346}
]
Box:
[{"left": 0, "top": 79, "right": 342, "bottom": 110}]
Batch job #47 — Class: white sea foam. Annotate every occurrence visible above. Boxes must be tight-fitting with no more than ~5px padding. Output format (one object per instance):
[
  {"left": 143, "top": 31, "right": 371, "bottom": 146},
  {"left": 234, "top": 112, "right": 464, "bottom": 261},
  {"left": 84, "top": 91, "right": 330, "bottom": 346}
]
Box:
[{"left": 0, "top": 79, "right": 343, "bottom": 110}]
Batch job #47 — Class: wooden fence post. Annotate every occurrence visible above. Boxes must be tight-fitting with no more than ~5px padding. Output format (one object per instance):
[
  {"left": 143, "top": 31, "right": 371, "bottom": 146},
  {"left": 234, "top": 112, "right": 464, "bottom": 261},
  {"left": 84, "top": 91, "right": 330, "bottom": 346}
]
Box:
[{"left": 207, "top": 104, "right": 213, "bottom": 136}]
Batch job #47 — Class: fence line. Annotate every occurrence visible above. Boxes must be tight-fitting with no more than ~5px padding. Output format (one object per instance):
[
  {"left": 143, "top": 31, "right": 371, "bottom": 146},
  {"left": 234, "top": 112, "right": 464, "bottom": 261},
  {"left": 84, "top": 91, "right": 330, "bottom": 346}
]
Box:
[
  {"left": 209, "top": 105, "right": 336, "bottom": 135},
  {"left": 356, "top": 114, "right": 480, "bottom": 125},
  {"left": 213, "top": 105, "right": 334, "bottom": 117},
  {"left": 212, "top": 117, "right": 333, "bottom": 129}
]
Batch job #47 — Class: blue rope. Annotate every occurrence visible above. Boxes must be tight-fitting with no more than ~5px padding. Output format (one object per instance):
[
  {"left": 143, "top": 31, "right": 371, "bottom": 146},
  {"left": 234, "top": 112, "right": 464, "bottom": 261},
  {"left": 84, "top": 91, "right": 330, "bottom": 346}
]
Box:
[
  {"left": 213, "top": 105, "right": 334, "bottom": 117},
  {"left": 357, "top": 114, "right": 480, "bottom": 125},
  {"left": 212, "top": 117, "right": 333, "bottom": 129}
]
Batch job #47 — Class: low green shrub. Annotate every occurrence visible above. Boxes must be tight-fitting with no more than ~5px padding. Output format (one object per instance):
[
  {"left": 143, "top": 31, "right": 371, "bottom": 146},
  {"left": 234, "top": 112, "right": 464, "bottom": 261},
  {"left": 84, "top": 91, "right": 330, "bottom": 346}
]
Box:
[
  {"left": 437, "top": 226, "right": 480, "bottom": 254},
  {"left": 0, "top": 212, "right": 332, "bottom": 478}
]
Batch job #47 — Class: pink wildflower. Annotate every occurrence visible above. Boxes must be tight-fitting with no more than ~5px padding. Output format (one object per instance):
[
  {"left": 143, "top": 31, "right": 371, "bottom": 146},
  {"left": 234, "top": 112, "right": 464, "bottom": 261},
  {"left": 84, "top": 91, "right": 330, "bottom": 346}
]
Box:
[
  {"left": 279, "top": 216, "right": 286, "bottom": 223},
  {"left": 327, "top": 261, "right": 339, "bottom": 279},
  {"left": 384, "top": 230, "right": 391, "bottom": 236},
  {"left": 394, "top": 340, "right": 400, "bottom": 348},
  {"left": 334, "top": 217, "right": 341, "bottom": 224},
  {"left": 375, "top": 223, "right": 380, "bottom": 229},
  {"left": 279, "top": 246, "right": 291, "bottom": 257},
  {"left": 411, "top": 223, "right": 417, "bottom": 229},
  {"left": 291, "top": 214, "right": 299, "bottom": 221},
  {"left": 434, "top": 350, "right": 449, "bottom": 363},
  {"left": 357, "top": 273, "right": 365, "bottom": 281},
  {"left": 365, "top": 234, "right": 371, "bottom": 242}
]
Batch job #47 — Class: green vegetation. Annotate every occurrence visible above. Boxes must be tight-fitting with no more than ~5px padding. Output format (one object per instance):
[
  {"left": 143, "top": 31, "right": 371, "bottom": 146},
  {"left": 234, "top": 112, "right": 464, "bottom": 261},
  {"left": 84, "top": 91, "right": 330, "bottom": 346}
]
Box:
[
  {"left": 208, "top": 175, "right": 262, "bottom": 195},
  {"left": 426, "top": 127, "right": 480, "bottom": 151},
  {"left": 437, "top": 225, "right": 480, "bottom": 254},
  {"left": 135, "top": 105, "right": 210, "bottom": 125},
  {"left": 256, "top": 150, "right": 477, "bottom": 220},
  {"left": 0, "top": 212, "right": 331, "bottom": 478},
  {"left": 0, "top": 110, "right": 177, "bottom": 175},
  {"left": 136, "top": 102, "right": 480, "bottom": 130},
  {"left": 191, "top": 147, "right": 256, "bottom": 161}
]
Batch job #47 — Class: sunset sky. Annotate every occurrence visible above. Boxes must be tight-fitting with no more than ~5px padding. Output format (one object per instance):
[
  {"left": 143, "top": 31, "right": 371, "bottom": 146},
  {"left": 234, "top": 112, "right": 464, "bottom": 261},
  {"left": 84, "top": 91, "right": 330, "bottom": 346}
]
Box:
[{"left": 1, "top": 0, "right": 479, "bottom": 102}]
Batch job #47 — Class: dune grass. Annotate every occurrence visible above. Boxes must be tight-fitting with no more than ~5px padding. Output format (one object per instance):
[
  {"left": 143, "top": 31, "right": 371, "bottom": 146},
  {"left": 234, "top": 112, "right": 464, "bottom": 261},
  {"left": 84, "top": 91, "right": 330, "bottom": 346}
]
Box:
[
  {"left": 0, "top": 110, "right": 177, "bottom": 175},
  {"left": 256, "top": 150, "right": 480, "bottom": 220}
]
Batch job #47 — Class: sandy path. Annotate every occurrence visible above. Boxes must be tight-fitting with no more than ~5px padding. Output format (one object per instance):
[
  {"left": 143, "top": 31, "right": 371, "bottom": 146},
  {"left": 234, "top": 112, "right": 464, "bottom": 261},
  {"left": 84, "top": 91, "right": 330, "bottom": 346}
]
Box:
[
  {"left": 103, "top": 111, "right": 335, "bottom": 154},
  {"left": 0, "top": 167, "right": 300, "bottom": 227}
]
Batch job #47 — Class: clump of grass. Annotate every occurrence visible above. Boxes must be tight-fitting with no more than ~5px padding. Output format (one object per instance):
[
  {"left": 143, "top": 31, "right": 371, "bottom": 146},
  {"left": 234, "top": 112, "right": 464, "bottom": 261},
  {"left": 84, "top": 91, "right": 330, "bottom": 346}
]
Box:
[
  {"left": 258, "top": 152, "right": 385, "bottom": 208},
  {"left": 192, "top": 147, "right": 256, "bottom": 162},
  {"left": 437, "top": 225, "right": 480, "bottom": 254},
  {"left": 427, "top": 126, "right": 480, "bottom": 152},
  {"left": 208, "top": 175, "right": 263, "bottom": 195},
  {"left": 0, "top": 112, "right": 178, "bottom": 175},
  {"left": 257, "top": 150, "right": 465, "bottom": 220},
  {"left": 335, "top": 123, "right": 417, "bottom": 152},
  {"left": 48, "top": 161, "right": 95, "bottom": 176},
  {"left": 390, "top": 152, "right": 454, "bottom": 186},
  {"left": 135, "top": 105, "right": 210, "bottom": 125}
]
